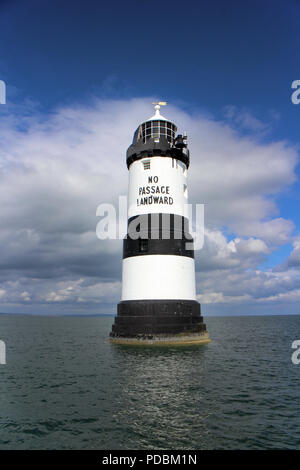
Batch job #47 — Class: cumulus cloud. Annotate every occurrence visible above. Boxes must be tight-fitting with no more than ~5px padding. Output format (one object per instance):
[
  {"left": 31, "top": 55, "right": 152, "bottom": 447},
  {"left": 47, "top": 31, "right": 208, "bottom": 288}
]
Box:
[
  {"left": 224, "top": 105, "right": 271, "bottom": 134},
  {"left": 0, "top": 97, "right": 298, "bottom": 314},
  {"left": 285, "top": 237, "right": 300, "bottom": 268},
  {"left": 274, "top": 236, "right": 300, "bottom": 274}
]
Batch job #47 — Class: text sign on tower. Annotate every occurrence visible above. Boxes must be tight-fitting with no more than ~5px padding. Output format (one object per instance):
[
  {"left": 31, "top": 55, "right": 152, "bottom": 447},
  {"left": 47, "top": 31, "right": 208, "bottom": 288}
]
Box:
[{"left": 137, "top": 175, "right": 174, "bottom": 206}]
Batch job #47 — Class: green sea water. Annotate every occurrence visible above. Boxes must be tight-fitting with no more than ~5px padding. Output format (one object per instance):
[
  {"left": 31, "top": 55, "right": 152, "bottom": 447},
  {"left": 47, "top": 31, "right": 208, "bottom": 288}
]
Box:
[{"left": 0, "top": 314, "right": 299, "bottom": 449}]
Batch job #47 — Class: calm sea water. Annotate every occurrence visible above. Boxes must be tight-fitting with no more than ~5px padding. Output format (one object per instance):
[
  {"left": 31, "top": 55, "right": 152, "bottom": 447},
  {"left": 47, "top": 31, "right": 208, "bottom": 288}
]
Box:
[{"left": 0, "top": 314, "right": 299, "bottom": 450}]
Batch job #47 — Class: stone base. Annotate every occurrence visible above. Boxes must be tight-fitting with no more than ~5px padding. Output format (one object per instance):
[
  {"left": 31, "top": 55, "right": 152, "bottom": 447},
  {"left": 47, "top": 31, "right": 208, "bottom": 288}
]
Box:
[{"left": 109, "top": 299, "right": 209, "bottom": 345}]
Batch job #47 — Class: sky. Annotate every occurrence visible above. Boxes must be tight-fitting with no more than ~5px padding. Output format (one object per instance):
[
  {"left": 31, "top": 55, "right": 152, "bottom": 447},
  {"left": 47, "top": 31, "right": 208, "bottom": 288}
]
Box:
[{"left": 0, "top": 0, "right": 300, "bottom": 315}]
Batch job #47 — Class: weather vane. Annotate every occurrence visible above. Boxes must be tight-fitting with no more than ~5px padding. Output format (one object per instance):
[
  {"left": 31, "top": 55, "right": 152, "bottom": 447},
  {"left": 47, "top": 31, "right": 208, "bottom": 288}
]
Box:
[{"left": 151, "top": 101, "right": 167, "bottom": 117}]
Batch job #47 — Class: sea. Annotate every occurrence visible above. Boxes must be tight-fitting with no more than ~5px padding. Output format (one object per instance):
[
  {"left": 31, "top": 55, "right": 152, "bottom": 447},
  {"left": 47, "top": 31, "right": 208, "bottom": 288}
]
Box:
[{"left": 0, "top": 314, "right": 299, "bottom": 450}]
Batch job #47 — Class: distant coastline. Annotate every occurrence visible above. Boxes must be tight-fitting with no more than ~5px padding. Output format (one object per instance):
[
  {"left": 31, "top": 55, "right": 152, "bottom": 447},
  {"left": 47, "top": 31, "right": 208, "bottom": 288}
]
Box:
[{"left": 0, "top": 312, "right": 299, "bottom": 317}]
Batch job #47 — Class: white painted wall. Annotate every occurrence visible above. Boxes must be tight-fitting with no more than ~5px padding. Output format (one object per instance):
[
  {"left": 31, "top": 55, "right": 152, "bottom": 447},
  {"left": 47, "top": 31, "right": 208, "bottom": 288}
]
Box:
[
  {"left": 121, "top": 255, "right": 196, "bottom": 301},
  {"left": 128, "top": 157, "right": 189, "bottom": 219}
]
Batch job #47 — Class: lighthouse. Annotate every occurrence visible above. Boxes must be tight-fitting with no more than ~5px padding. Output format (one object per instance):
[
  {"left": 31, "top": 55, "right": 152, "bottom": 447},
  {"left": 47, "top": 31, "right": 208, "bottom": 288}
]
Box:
[{"left": 110, "top": 103, "right": 210, "bottom": 345}]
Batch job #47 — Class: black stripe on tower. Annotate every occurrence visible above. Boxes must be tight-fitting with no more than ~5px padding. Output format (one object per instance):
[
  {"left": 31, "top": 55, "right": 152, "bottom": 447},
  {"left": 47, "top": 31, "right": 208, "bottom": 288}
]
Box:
[
  {"left": 126, "top": 136, "right": 190, "bottom": 169},
  {"left": 123, "top": 213, "right": 194, "bottom": 259}
]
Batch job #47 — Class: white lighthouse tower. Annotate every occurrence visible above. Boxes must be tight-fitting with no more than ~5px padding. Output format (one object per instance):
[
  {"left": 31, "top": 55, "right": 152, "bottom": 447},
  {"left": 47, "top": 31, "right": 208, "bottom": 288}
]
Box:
[{"left": 110, "top": 103, "right": 210, "bottom": 345}]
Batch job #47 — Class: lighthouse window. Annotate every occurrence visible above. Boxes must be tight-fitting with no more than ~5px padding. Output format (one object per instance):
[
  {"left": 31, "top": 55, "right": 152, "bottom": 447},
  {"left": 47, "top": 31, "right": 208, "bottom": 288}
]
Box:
[
  {"left": 139, "top": 238, "right": 148, "bottom": 253},
  {"left": 139, "top": 120, "right": 177, "bottom": 143},
  {"left": 143, "top": 160, "right": 151, "bottom": 170}
]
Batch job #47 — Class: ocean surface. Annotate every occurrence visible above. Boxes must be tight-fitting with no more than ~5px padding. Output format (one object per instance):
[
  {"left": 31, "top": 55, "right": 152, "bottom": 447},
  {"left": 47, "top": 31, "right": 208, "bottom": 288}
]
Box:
[{"left": 0, "top": 314, "right": 299, "bottom": 450}]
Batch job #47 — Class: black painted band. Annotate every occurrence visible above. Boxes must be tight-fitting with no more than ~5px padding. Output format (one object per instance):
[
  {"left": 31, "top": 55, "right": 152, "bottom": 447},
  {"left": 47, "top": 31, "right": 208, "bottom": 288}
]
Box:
[
  {"left": 126, "top": 136, "right": 190, "bottom": 169},
  {"left": 124, "top": 213, "right": 194, "bottom": 258},
  {"left": 127, "top": 213, "right": 191, "bottom": 237},
  {"left": 117, "top": 299, "right": 201, "bottom": 315},
  {"left": 123, "top": 236, "right": 194, "bottom": 259},
  {"left": 123, "top": 213, "right": 194, "bottom": 259}
]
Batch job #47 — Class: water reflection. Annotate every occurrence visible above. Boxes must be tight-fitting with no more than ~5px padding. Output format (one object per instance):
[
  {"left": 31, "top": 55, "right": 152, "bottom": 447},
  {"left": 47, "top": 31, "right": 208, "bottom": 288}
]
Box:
[
  {"left": 109, "top": 344, "right": 211, "bottom": 449},
  {"left": 2, "top": 315, "right": 300, "bottom": 450}
]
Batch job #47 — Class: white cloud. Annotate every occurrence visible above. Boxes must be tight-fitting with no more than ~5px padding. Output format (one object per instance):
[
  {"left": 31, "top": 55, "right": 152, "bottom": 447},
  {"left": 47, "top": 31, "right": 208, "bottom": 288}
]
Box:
[
  {"left": 0, "top": 97, "right": 298, "bottom": 313},
  {"left": 224, "top": 105, "right": 271, "bottom": 133},
  {"left": 197, "top": 292, "right": 252, "bottom": 304},
  {"left": 20, "top": 291, "right": 31, "bottom": 301},
  {"left": 285, "top": 237, "right": 300, "bottom": 268},
  {"left": 41, "top": 278, "right": 121, "bottom": 304}
]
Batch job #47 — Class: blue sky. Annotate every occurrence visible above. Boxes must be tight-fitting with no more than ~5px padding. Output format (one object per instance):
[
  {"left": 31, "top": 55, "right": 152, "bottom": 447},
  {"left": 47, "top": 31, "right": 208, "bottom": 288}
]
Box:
[
  {"left": 0, "top": 0, "right": 300, "bottom": 315},
  {"left": 1, "top": 0, "right": 299, "bottom": 120}
]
